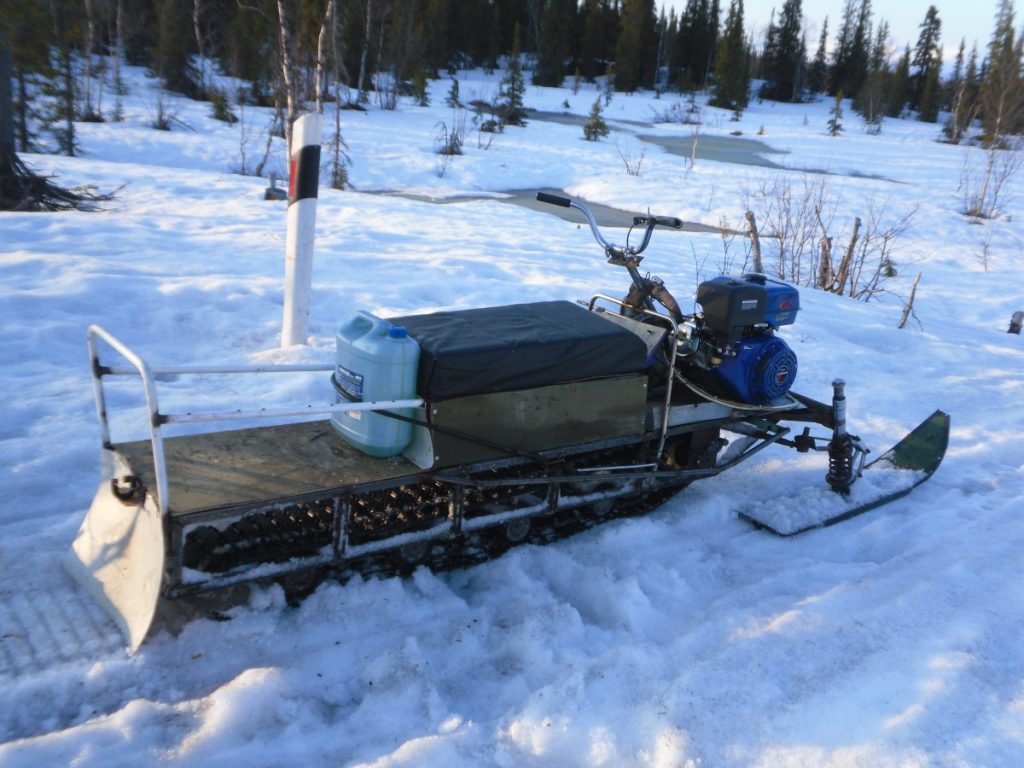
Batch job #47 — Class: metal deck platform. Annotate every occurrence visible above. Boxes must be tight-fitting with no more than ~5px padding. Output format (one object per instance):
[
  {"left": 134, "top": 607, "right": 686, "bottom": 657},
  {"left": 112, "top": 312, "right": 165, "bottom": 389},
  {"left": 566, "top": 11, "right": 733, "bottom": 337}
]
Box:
[{"left": 115, "top": 420, "right": 417, "bottom": 516}]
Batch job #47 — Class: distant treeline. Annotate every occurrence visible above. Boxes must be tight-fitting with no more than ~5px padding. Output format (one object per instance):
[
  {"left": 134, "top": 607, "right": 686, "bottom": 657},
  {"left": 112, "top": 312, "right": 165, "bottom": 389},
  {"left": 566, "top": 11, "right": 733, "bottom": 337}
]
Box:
[{"left": 2, "top": 0, "right": 1023, "bottom": 152}]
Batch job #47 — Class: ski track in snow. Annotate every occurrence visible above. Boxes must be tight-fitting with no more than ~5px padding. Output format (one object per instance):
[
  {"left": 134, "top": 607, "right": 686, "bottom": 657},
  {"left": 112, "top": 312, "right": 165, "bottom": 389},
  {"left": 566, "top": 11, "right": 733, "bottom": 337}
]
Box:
[{"left": 1, "top": 67, "right": 1023, "bottom": 766}]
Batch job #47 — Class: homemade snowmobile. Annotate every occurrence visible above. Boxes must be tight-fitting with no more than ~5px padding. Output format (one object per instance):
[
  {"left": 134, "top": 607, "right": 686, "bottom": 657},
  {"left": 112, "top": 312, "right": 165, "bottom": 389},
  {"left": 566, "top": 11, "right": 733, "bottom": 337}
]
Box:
[{"left": 67, "top": 193, "right": 949, "bottom": 649}]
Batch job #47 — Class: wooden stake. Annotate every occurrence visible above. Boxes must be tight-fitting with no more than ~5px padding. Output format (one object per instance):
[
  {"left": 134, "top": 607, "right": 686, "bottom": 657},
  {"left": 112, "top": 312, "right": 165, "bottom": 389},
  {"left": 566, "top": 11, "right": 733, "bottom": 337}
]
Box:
[
  {"left": 833, "top": 216, "right": 861, "bottom": 295},
  {"left": 745, "top": 210, "right": 763, "bottom": 274},
  {"left": 898, "top": 272, "right": 923, "bottom": 329}
]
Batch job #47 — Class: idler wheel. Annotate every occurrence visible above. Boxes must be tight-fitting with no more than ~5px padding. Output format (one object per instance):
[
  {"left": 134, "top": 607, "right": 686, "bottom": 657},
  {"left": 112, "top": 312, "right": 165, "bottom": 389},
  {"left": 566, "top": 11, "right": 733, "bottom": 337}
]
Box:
[
  {"left": 504, "top": 518, "right": 531, "bottom": 542},
  {"left": 399, "top": 540, "right": 430, "bottom": 564}
]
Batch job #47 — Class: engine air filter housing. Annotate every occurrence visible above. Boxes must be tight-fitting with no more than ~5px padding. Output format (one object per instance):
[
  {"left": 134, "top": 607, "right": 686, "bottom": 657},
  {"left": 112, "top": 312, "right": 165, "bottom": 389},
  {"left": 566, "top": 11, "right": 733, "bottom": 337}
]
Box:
[{"left": 697, "top": 274, "right": 800, "bottom": 337}]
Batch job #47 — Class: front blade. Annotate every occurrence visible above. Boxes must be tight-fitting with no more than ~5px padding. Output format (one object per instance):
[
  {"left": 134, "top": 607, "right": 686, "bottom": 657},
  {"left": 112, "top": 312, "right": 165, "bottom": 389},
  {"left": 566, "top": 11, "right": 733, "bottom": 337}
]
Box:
[
  {"left": 64, "top": 481, "right": 166, "bottom": 650},
  {"left": 740, "top": 410, "right": 950, "bottom": 536}
]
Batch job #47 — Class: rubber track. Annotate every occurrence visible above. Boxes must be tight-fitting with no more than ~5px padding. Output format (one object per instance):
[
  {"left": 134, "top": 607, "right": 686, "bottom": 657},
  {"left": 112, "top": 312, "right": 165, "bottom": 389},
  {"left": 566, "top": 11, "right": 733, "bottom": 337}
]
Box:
[{"left": 181, "top": 443, "right": 669, "bottom": 577}]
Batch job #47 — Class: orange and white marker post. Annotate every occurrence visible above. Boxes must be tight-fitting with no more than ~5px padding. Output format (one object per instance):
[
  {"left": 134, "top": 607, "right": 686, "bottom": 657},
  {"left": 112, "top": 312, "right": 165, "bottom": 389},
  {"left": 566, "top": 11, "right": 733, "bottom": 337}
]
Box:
[{"left": 281, "top": 112, "right": 322, "bottom": 347}]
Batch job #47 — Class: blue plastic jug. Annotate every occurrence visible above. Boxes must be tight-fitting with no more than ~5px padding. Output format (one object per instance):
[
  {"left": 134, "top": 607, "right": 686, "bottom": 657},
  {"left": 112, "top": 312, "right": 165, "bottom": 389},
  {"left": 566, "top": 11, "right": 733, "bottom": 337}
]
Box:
[{"left": 331, "top": 310, "right": 420, "bottom": 457}]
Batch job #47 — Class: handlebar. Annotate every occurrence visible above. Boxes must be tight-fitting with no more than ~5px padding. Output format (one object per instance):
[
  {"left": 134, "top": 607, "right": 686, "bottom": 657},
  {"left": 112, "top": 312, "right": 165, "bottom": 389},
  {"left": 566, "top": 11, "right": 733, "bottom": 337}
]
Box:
[
  {"left": 536, "top": 192, "right": 572, "bottom": 208},
  {"left": 634, "top": 214, "right": 684, "bottom": 229},
  {"left": 536, "top": 192, "right": 685, "bottom": 323},
  {"left": 535, "top": 192, "right": 682, "bottom": 263}
]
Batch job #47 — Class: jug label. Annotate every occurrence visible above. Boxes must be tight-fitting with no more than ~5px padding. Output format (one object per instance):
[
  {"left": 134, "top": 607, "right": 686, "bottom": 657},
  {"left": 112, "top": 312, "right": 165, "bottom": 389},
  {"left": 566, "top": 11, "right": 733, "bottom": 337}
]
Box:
[{"left": 335, "top": 364, "right": 364, "bottom": 402}]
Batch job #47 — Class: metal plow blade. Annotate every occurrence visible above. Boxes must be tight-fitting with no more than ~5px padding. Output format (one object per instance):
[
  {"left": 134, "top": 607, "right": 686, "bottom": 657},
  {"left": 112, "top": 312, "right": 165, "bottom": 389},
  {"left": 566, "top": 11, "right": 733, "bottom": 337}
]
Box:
[
  {"left": 64, "top": 481, "right": 166, "bottom": 651},
  {"left": 740, "top": 410, "right": 951, "bottom": 536}
]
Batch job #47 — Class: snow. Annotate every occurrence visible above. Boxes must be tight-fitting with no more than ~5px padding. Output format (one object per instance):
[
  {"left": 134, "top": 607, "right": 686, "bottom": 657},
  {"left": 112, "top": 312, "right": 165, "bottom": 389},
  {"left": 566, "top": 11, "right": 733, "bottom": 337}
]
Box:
[{"left": 2, "top": 68, "right": 1024, "bottom": 766}]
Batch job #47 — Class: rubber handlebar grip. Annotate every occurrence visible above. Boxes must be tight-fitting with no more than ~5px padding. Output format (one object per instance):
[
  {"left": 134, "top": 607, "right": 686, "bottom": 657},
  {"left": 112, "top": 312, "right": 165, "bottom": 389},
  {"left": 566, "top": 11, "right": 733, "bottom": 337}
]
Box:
[
  {"left": 654, "top": 215, "right": 684, "bottom": 229},
  {"left": 536, "top": 192, "right": 572, "bottom": 207},
  {"left": 634, "top": 214, "right": 684, "bottom": 229}
]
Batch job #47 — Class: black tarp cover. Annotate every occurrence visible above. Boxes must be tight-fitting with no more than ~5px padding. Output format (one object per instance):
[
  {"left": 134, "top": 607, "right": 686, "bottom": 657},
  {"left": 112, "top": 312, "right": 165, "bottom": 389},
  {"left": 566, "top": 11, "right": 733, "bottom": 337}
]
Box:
[{"left": 391, "top": 301, "right": 648, "bottom": 400}]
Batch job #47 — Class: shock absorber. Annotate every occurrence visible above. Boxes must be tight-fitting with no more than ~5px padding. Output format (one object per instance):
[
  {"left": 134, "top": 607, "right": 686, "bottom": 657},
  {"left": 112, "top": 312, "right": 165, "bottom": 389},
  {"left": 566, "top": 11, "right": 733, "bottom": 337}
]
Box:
[{"left": 826, "top": 379, "right": 859, "bottom": 494}]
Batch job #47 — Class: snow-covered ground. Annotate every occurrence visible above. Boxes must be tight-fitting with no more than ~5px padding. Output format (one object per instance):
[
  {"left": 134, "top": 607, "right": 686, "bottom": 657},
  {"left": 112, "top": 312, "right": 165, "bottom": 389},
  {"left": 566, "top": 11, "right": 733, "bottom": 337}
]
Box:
[{"left": 1, "top": 68, "right": 1023, "bottom": 766}]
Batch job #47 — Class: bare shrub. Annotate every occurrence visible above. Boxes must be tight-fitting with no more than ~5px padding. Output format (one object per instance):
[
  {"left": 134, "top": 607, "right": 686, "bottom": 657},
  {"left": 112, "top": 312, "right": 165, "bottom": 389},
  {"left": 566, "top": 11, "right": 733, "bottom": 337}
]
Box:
[
  {"left": 961, "top": 138, "right": 1023, "bottom": 220},
  {"left": 837, "top": 201, "right": 917, "bottom": 301},
  {"left": 649, "top": 100, "right": 702, "bottom": 125},
  {"left": 743, "top": 174, "right": 836, "bottom": 285},
  {"left": 615, "top": 136, "right": 646, "bottom": 176},
  {"left": 434, "top": 110, "right": 466, "bottom": 177},
  {"left": 743, "top": 174, "right": 915, "bottom": 302}
]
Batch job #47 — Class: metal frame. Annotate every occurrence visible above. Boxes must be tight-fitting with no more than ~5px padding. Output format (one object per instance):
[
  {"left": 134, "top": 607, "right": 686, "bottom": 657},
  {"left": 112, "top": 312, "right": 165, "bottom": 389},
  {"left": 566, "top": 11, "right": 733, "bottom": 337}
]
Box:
[
  {"left": 85, "top": 324, "right": 796, "bottom": 600},
  {"left": 87, "top": 325, "right": 423, "bottom": 517},
  {"left": 587, "top": 294, "right": 681, "bottom": 456},
  {"left": 166, "top": 418, "right": 789, "bottom": 595}
]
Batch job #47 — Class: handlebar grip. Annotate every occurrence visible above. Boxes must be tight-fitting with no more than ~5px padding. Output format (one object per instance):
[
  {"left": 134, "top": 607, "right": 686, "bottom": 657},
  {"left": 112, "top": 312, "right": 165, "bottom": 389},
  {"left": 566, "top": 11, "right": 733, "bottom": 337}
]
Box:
[
  {"left": 536, "top": 192, "right": 572, "bottom": 208},
  {"left": 633, "top": 214, "right": 684, "bottom": 230},
  {"left": 655, "top": 215, "right": 684, "bottom": 229}
]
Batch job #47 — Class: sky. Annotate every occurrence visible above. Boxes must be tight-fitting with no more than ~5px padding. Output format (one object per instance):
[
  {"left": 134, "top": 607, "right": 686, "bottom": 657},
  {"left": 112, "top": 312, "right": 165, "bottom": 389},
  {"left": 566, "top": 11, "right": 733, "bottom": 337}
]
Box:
[{"left": 670, "top": 0, "right": 1000, "bottom": 59}]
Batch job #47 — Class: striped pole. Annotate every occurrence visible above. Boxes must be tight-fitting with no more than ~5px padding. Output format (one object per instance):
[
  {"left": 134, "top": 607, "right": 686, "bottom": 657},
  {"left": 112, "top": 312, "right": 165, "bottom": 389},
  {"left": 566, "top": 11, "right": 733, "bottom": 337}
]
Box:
[{"left": 281, "top": 112, "right": 322, "bottom": 347}]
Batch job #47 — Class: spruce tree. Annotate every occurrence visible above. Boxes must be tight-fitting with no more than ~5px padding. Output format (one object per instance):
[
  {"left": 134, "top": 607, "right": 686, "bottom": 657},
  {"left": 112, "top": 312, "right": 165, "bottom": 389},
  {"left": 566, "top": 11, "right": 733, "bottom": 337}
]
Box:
[
  {"left": 854, "top": 19, "right": 890, "bottom": 130},
  {"left": 917, "top": 58, "right": 942, "bottom": 123},
  {"left": 711, "top": 0, "right": 749, "bottom": 110},
  {"left": 848, "top": 0, "right": 872, "bottom": 98},
  {"left": 945, "top": 41, "right": 980, "bottom": 143},
  {"left": 829, "top": 0, "right": 857, "bottom": 95},
  {"left": 583, "top": 96, "right": 610, "bottom": 140},
  {"left": 911, "top": 5, "right": 942, "bottom": 113},
  {"left": 0, "top": 26, "right": 108, "bottom": 211},
  {"left": 676, "top": 0, "right": 719, "bottom": 89},
  {"left": 580, "top": 0, "right": 606, "bottom": 81},
  {"left": 155, "top": 0, "right": 199, "bottom": 97},
  {"left": 534, "top": 0, "right": 570, "bottom": 86},
  {"left": 615, "top": 0, "right": 656, "bottom": 91},
  {"left": 807, "top": 17, "right": 829, "bottom": 95},
  {"left": 760, "top": 0, "right": 806, "bottom": 102},
  {"left": 827, "top": 90, "right": 844, "bottom": 135},
  {"left": 885, "top": 46, "right": 912, "bottom": 118},
  {"left": 497, "top": 23, "right": 528, "bottom": 126},
  {"left": 830, "top": 0, "right": 870, "bottom": 97},
  {"left": 981, "top": 0, "right": 1024, "bottom": 142}
]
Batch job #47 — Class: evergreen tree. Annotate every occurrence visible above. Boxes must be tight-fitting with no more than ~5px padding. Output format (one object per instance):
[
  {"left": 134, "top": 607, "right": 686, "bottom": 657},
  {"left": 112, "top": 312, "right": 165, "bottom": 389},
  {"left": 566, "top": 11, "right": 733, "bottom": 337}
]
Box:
[
  {"left": 711, "top": 0, "right": 748, "bottom": 110},
  {"left": 854, "top": 19, "right": 890, "bottom": 130},
  {"left": 917, "top": 55, "right": 942, "bottom": 122},
  {"left": 580, "top": 0, "right": 610, "bottom": 81},
  {"left": 885, "top": 46, "right": 912, "bottom": 118},
  {"left": 807, "top": 17, "right": 829, "bottom": 94},
  {"left": 497, "top": 23, "right": 527, "bottom": 126},
  {"left": 945, "top": 41, "right": 980, "bottom": 142},
  {"left": 848, "top": 0, "right": 872, "bottom": 97},
  {"left": 830, "top": 0, "right": 870, "bottom": 97},
  {"left": 614, "top": 0, "right": 656, "bottom": 91},
  {"left": 829, "top": 0, "right": 856, "bottom": 95},
  {"left": 828, "top": 89, "right": 844, "bottom": 135},
  {"left": 534, "top": 0, "right": 571, "bottom": 86},
  {"left": 1, "top": 24, "right": 108, "bottom": 211},
  {"left": 583, "top": 96, "right": 610, "bottom": 139},
  {"left": 911, "top": 5, "right": 942, "bottom": 113},
  {"left": 44, "top": 3, "right": 81, "bottom": 156},
  {"left": 6, "top": 2, "right": 49, "bottom": 152},
  {"left": 981, "top": 0, "right": 1024, "bottom": 142},
  {"left": 155, "top": 0, "right": 199, "bottom": 97},
  {"left": 675, "top": 0, "right": 719, "bottom": 89},
  {"left": 446, "top": 78, "right": 461, "bottom": 108},
  {"left": 760, "top": 0, "right": 806, "bottom": 102},
  {"left": 947, "top": 37, "right": 967, "bottom": 109}
]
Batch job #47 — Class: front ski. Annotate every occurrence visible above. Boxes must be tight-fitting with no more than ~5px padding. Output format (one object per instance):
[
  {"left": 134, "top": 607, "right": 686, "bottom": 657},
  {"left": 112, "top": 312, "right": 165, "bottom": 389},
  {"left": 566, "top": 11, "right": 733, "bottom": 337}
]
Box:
[{"left": 740, "top": 410, "right": 950, "bottom": 536}]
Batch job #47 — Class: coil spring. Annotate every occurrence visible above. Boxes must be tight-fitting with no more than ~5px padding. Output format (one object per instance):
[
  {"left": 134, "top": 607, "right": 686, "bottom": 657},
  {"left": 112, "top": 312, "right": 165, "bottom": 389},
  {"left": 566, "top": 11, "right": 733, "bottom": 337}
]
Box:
[{"left": 826, "top": 436, "right": 855, "bottom": 493}]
